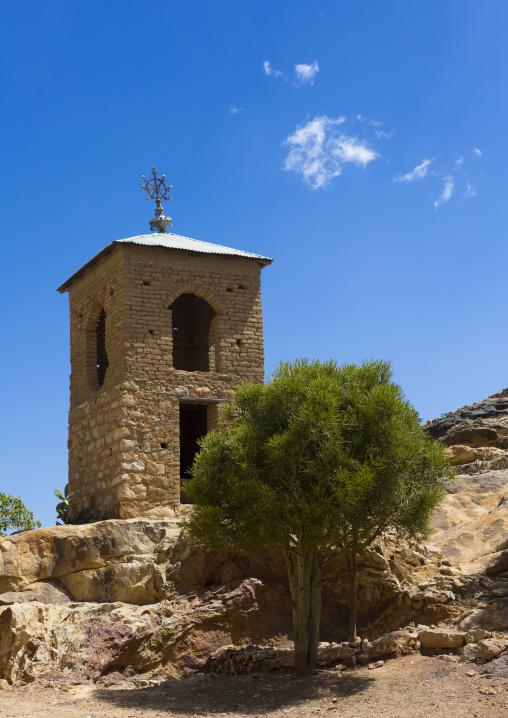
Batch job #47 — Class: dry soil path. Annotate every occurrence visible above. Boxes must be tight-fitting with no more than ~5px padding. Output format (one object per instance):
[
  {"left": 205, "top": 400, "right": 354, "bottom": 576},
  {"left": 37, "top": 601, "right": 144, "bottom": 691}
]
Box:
[{"left": 1, "top": 655, "right": 507, "bottom": 718}]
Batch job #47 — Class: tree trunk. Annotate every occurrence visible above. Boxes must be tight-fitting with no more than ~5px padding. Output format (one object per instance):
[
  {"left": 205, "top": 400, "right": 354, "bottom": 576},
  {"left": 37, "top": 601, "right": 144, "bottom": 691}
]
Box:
[
  {"left": 307, "top": 549, "right": 321, "bottom": 672},
  {"left": 346, "top": 551, "right": 357, "bottom": 642},
  {"left": 285, "top": 545, "right": 322, "bottom": 676}
]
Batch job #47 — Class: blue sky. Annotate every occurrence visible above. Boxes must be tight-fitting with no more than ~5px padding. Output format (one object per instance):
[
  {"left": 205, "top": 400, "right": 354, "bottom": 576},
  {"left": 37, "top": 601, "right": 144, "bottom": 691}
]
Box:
[{"left": 1, "top": 1, "right": 507, "bottom": 529}]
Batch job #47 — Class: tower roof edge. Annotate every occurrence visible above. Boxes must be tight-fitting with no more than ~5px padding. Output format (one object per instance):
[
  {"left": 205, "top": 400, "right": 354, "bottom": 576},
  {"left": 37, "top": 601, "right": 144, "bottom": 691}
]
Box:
[{"left": 57, "top": 233, "right": 274, "bottom": 293}]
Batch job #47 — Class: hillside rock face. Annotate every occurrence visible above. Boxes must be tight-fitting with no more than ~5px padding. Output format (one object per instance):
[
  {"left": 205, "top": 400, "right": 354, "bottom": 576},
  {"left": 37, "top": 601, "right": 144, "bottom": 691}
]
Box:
[
  {"left": 431, "top": 470, "right": 508, "bottom": 575},
  {"left": 426, "top": 388, "right": 508, "bottom": 472}
]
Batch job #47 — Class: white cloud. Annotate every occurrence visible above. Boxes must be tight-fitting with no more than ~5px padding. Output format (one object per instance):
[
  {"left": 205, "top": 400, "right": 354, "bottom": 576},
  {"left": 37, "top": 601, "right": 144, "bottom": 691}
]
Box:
[
  {"left": 229, "top": 106, "right": 244, "bottom": 115},
  {"left": 294, "top": 61, "right": 319, "bottom": 85},
  {"left": 464, "top": 183, "right": 476, "bottom": 198},
  {"left": 393, "top": 158, "right": 434, "bottom": 183},
  {"left": 284, "top": 115, "right": 378, "bottom": 189},
  {"left": 473, "top": 147, "right": 482, "bottom": 158},
  {"left": 434, "top": 177, "right": 454, "bottom": 208},
  {"left": 263, "top": 61, "right": 283, "bottom": 78}
]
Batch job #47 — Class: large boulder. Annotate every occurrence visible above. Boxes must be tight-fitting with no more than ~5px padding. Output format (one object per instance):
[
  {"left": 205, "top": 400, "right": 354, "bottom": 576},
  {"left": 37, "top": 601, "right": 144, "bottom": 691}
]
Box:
[
  {"left": 418, "top": 628, "right": 466, "bottom": 649},
  {"left": 0, "top": 519, "right": 181, "bottom": 602},
  {"left": 369, "top": 630, "right": 418, "bottom": 659}
]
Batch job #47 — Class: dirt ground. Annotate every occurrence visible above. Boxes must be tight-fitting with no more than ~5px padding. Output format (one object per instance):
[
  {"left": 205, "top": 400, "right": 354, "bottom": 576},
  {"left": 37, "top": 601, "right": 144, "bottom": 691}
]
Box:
[{"left": 1, "top": 655, "right": 507, "bottom": 718}]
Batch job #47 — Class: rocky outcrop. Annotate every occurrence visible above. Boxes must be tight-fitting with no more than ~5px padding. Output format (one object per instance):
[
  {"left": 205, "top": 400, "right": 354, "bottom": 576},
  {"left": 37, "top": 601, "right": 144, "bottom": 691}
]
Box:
[
  {"left": 0, "top": 578, "right": 290, "bottom": 684},
  {"left": 0, "top": 516, "right": 451, "bottom": 684},
  {"left": 0, "top": 519, "right": 181, "bottom": 603},
  {"left": 426, "top": 389, "right": 508, "bottom": 471},
  {"left": 430, "top": 470, "right": 508, "bottom": 576}
]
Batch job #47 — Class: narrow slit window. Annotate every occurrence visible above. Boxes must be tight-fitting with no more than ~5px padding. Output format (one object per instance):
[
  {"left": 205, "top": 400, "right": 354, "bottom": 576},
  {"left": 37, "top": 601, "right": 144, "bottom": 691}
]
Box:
[{"left": 96, "top": 309, "right": 109, "bottom": 387}]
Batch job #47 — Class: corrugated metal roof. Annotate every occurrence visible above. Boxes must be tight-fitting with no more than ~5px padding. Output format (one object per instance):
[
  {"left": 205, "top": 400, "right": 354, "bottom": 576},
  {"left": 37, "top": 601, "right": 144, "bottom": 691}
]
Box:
[
  {"left": 57, "top": 232, "right": 273, "bottom": 293},
  {"left": 116, "top": 233, "right": 273, "bottom": 260}
]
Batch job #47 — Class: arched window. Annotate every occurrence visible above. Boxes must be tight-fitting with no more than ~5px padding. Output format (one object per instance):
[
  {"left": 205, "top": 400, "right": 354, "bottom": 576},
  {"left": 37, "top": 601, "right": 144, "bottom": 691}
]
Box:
[
  {"left": 170, "top": 293, "right": 218, "bottom": 372},
  {"left": 86, "top": 305, "right": 109, "bottom": 390}
]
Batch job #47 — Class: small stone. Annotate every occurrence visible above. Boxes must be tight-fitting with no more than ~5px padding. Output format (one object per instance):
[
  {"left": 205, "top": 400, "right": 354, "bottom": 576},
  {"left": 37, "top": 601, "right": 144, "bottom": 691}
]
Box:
[
  {"left": 368, "top": 660, "right": 384, "bottom": 669},
  {"left": 459, "top": 643, "right": 479, "bottom": 662},
  {"left": 194, "top": 387, "right": 211, "bottom": 396},
  {"left": 121, "top": 461, "right": 145, "bottom": 472},
  {"left": 120, "top": 439, "right": 136, "bottom": 452},
  {"left": 477, "top": 638, "right": 508, "bottom": 661}
]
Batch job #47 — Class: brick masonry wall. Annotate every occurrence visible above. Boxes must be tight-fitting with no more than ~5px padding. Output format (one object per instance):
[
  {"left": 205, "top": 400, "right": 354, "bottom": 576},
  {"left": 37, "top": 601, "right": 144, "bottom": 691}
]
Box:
[{"left": 65, "top": 241, "right": 268, "bottom": 521}]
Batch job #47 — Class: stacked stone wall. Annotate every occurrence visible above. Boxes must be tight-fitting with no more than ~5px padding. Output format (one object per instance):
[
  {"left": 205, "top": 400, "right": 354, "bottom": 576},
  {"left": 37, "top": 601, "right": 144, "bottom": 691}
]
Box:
[
  {"left": 68, "top": 250, "right": 126, "bottom": 408},
  {"left": 65, "top": 241, "right": 268, "bottom": 521}
]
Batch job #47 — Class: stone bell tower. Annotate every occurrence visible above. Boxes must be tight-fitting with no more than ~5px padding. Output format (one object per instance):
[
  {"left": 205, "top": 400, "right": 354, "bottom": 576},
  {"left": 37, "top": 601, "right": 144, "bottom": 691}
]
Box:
[{"left": 58, "top": 168, "right": 273, "bottom": 521}]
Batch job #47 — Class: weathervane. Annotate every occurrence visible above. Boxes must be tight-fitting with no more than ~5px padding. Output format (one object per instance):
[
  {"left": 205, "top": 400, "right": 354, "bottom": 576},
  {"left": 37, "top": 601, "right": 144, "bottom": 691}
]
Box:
[{"left": 141, "top": 166, "right": 173, "bottom": 233}]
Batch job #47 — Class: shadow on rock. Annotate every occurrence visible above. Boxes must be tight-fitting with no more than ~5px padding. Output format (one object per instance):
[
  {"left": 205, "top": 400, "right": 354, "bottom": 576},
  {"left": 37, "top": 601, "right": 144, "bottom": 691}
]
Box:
[{"left": 92, "top": 670, "right": 373, "bottom": 714}]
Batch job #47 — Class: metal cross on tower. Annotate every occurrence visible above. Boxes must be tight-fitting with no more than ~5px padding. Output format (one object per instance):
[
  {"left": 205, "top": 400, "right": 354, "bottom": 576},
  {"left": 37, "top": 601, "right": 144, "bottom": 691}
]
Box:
[{"left": 141, "top": 166, "right": 173, "bottom": 233}]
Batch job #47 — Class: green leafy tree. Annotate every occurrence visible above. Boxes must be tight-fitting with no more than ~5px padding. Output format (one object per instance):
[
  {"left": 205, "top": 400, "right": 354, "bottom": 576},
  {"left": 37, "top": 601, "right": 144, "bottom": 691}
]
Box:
[
  {"left": 55, "top": 484, "right": 69, "bottom": 524},
  {"left": 0, "top": 493, "right": 41, "bottom": 536},
  {"left": 186, "top": 359, "right": 451, "bottom": 675}
]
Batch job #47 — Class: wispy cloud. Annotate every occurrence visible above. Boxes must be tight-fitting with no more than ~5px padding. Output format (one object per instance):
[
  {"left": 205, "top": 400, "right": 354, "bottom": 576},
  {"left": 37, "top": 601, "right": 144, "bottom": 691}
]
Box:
[
  {"left": 434, "top": 177, "right": 454, "bottom": 208},
  {"left": 393, "top": 148, "right": 482, "bottom": 208},
  {"left": 356, "top": 115, "right": 393, "bottom": 138},
  {"left": 229, "top": 106, "right": 244, "bottom": 115},
  {"left": 263, "top": 60, "right": 320, "bottom": 87},
  {"left": 263, "top": 60, "right": 283, "bottom": 78},
  {"left": 294, "top": 61, "right": 319, "bottom": 85},
  {"left": 283, "top": 115, "right": 379, "bottom": 189},
  {"left": 393, "top": 158, "right": 434, "bottom": 183}
]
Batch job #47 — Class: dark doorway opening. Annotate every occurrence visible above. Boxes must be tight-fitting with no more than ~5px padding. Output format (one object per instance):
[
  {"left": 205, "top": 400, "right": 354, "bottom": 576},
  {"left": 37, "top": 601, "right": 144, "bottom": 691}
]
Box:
[{"left": 179, "top": 403, "right": 209, "bottom": 503}]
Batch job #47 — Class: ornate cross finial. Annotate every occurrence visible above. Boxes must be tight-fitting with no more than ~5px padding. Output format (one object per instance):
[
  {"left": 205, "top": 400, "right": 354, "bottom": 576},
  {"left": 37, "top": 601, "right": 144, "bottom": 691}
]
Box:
[{"left": 141, "top": 166, "right": 173, "bottom": 233}]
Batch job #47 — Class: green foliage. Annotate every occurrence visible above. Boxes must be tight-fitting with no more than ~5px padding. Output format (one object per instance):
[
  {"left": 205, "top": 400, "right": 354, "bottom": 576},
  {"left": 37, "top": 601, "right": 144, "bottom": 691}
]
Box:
[
  {"left": 54, "top": 484, "right": 69, "bottom": 524},
  {"left": 186, "top": 358, "right": 453, "bottom": 672},
  {"left": 0, "top": 493, "right": 41, "bottom": 536}
]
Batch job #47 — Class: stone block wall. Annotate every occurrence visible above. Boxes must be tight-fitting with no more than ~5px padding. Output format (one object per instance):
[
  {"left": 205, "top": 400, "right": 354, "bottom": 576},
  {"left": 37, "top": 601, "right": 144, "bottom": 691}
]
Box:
[{"left": 64, "top": 241, "right": 268, "bottom": 521}]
